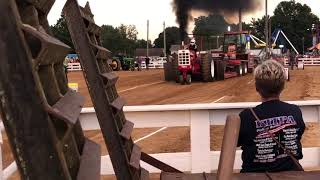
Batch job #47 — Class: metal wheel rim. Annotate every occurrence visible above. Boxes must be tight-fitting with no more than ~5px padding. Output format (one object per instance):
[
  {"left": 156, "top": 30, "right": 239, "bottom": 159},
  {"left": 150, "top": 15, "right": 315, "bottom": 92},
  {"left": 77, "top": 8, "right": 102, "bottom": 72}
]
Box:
[
  {"left": 112, "top": 61, "right": 118, "bottom": 69},
  {"left": 188, "top": 75, "right": 192, "bottom": 83},
  {"left": 244, "top": 64, "right": 247, "bottom": 74},
  {"left": 210, "top": 61, "right": 215, "bottom": 78}
]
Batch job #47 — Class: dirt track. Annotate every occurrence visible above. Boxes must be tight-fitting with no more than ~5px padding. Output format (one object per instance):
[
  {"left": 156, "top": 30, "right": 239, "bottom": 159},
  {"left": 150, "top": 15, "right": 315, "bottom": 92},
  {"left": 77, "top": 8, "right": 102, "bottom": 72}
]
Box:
[
  {"left": 3, "top": 67, "right": 320, "bottom": 179},
  {"left": 68, "top": 67, "right": 320, "bottom": 107}
]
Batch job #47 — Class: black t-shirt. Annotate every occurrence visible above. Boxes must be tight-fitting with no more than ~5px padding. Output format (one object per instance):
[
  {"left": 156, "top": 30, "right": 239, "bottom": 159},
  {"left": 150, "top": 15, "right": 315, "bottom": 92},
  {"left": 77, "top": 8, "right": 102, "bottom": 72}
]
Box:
[{"left": 238, "top": 100, "right": 305, "bottom": 173}]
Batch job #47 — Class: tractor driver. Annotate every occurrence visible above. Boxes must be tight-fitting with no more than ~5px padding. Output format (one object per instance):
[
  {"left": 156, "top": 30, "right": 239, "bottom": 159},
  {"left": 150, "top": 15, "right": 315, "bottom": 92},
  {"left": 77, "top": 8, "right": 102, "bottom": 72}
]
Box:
[{"left": 188, "top": 38, "right": 198, "bottom": 53}]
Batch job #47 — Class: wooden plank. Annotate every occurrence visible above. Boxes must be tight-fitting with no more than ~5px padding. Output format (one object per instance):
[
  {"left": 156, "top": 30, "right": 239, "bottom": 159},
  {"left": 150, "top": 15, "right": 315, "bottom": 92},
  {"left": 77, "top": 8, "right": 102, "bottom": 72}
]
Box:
[
  {"left": 160, "top": 172, "right": 320, "bottom": 180},
  {"left": 130, "top": 144, "right": 141, "bottom": 169},
  {"left": 140, "top": 168, "right": 149, "bottom": 180},
  {"left": 47, "top": 90, "right": 84, "bottom": 125},
  {"left": 120, "top": 120, "right": 134, "bottom": 140},
  {"left": 77, "top": 138, "right": 101, "bottom": 180},
  {"left": 100, "top": 72, "right": 119, "bottom": 88},
  {"left": 141, "top": 152, "right": 182, "bottom": 173},
  {"left": 111, "top": 97, "right": 126, "bottom": 111}
]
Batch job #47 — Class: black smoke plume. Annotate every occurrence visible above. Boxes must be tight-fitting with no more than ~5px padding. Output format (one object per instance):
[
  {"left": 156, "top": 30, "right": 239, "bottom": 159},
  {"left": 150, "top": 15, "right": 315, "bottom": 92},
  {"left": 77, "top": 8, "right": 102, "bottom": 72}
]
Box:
[{"left": 172, "top": 0, "right": 262, "bottom": 40}]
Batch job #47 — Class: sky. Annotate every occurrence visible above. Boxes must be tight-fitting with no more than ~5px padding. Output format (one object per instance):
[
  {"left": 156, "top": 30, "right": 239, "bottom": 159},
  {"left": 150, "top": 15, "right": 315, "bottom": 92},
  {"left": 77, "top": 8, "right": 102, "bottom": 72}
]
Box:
[{"left": 48, "top": 0, "right": 320, "bottom": 41}]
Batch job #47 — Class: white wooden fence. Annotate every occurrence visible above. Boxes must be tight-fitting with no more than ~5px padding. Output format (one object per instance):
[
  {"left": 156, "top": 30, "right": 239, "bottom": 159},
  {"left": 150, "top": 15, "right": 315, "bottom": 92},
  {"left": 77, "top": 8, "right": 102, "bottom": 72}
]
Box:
[
  {"left": 67, "top": 57, "right": 166, "bottom": 72},
  {"left": 140, "top": 57, "right": 166, "bottom": 69},
  {"left": 1, "top": 100, "right": 320, "bottom": 178},
  {"left": 298, "top": 58, "right": 320, "bottom": 66},
  {"left": 67, "top": 62, "right": 82, "bottom": 71},
  {"left": 284, "top": 58, "right": 320, "bottom": 66}
]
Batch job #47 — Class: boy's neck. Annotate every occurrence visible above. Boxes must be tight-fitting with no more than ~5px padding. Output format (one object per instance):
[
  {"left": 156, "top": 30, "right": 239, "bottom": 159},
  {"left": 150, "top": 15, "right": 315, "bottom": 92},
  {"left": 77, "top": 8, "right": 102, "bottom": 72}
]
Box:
[{"left": 261, "top": 96, "right": 280, "bottom": 103}]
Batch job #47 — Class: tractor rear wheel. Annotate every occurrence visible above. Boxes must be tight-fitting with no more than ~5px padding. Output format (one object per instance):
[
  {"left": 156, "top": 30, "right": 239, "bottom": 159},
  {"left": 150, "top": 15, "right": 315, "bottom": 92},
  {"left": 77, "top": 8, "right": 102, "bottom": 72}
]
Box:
[
  {"left": 111, "top": 59, "right": 121, "bottom": 71},
  {"left": 216, "top": 60, "right": 225, "bottom": 81},
  {"left": 172, "top": 53, "right": 179, "bottom": 82},
  {"left": 242, "top": 62, "right": 248, "bottom": 75},
  {"left": 186, "top": 74, "right": 192, "bottom": 85},
  {"left": 164, "top": 62, "right": 173, "bottom": 81},
  {"left": 201, "top": 53, "right": 215, "bottom": 82}
]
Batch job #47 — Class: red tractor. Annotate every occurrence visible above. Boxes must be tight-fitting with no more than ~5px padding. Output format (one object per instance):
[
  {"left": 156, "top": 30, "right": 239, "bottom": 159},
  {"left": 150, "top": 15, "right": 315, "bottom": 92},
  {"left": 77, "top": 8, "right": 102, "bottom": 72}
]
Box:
[
  {"left": 172, "top": 44, "right": 216, "bottom": 84},
  {"left": 164, "top": 31, "right": 251, "bottom": 85},
  {"left": 212, "top": 31, "right": 252, "bottom": 78}
]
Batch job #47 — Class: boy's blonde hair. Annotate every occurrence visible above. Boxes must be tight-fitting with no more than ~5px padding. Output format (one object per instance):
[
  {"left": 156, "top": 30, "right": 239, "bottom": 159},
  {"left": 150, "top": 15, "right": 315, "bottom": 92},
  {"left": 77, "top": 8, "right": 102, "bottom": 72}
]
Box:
[{"left": 254, "top": 60, "right": 286, "bottom": 98}]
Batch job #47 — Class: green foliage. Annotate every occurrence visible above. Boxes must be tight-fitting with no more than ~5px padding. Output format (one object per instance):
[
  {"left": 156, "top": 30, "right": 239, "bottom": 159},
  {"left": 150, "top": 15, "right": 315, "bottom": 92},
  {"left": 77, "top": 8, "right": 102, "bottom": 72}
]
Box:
[
  {"left": 50, "top": 15, "right": 74, "bottom": 50},
  {"left": 100, "top": 24, "right": 151, "bottom": 56},
  {"left": 51, "top": 17, "right": 149, "bottom": 57},
  {"left": 250, "top": 0, "right": 320, "bottom": 53},
  {"left": 154, "top": 26, "right": 180, "bottom": 54},
  {"left": 193, "top": 14, "right": 230, "bottom": 35}
]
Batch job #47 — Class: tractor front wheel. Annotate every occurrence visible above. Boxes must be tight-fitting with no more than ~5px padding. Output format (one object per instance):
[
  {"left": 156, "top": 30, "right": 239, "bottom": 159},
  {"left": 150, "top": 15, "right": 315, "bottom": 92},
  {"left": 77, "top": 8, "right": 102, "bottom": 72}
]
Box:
[
  {"left": 179, "top": 75, "right": 185, "bottom": 85},
  {"left": 242, "top": 63, "right": 248, "bottom": 75},
  {"left": 186, "top": 74, "right": 192, "bottom": 85},
  {"left": 236, "top": 64, "right": 243, "bottom": 76},
  {"left": 112, "top": 59, "right": 121, "bottom": 71}
]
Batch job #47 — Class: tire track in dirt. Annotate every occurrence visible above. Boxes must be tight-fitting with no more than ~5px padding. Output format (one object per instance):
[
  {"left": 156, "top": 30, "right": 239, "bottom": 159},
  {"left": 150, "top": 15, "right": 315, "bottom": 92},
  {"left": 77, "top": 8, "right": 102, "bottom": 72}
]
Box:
[{"left": 121, "top": 74, "right": 255, "bottom": 105}]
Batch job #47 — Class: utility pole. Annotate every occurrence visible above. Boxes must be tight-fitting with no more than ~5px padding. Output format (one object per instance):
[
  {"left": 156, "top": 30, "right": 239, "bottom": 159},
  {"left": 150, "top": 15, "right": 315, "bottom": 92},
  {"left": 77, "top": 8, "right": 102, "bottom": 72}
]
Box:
[
  {"left": 302, "top": 37, "right": 305, "bottom": 55},
  {"left": 163, "top": 21, "right": 166, "bottom": 57},
  {"left": 147, "top": 20, "right": 149, "bottom": 58},
  {"left": 239, "top": 8, "right": 242, "bottom": 31},
  {"left": 265, "top": 0, "right": 269, "bottom": 58}
]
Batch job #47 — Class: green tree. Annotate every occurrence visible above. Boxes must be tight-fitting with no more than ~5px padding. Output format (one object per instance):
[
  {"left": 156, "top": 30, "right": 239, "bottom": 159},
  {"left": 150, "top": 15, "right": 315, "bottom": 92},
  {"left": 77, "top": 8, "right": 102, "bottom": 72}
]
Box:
[
  {"left": 136, "top": 39, "right": 152, "bottom": 49},
  {"left": 50, "top": 15, "right": 74, "bottom": 49},
  {"left": 193, "top": 14, "right": 230, "bottom": 35},
  {"left": 154, "top": 27, "right": 180, "bottom": 54},
  {"left": 100, "top": 24, "right": 147, "bottom": 56},
  {"left": 250, "top": 1, "right": 319, "bottom": 53},
  {"left": 100, "top": 25, "right": 122, "bottom": 54},
  {"left": 51, "top": 16, "right": 147, "bottom": 57}
]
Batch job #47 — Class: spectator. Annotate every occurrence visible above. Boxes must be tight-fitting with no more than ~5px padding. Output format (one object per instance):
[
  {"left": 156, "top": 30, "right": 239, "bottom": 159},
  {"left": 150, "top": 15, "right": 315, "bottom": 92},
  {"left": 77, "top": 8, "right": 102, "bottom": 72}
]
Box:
[
  {"left": 287, "top": 49, "right": 296, "bottom": 70},
  {"left": 137, "top": 57, "right": 142, "bottom": 71},
  {"left": 145, "top": 56, "right": 150, "bottom": 70},
  {"left": 188, "top": 38, "right": 198, "bottom": 52},
  {"left": 238, "top": 60, "right": 305, "bottom": 173}
]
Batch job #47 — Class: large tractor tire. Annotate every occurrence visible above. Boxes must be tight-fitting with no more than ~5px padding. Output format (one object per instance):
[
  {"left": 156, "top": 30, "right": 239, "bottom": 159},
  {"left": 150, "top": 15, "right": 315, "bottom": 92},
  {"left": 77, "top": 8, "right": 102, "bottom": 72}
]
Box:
[
  {"left": 164, "top": 62, "right": 174, "bottom": 81},
  {"left": 216, "top": 60, "right": 226, "bottom": 81},
  {"left": 111, "top": 59, "right": 121, "bottom": 71},
  {"left": 242, "top": 62, "right": 248, "bottom": 75},
  {"left": 179, "top": 74, "right": 184, "bottom": 85},
  {"left": 172, "top": 53, "right": 179, "bottom": 83},
  {"left": 122, "top": 64, "right": 130, "bottom": 71},
  {"left": 201, "top": 53, "right": 215, "bottom": 82}
]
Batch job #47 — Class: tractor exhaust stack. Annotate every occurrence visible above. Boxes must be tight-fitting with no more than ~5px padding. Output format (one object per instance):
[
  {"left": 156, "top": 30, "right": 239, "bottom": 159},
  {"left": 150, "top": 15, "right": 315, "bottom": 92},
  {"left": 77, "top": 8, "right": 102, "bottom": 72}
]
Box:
[{"left": 239, "top": 8, "right": 242, "bottom": 31}]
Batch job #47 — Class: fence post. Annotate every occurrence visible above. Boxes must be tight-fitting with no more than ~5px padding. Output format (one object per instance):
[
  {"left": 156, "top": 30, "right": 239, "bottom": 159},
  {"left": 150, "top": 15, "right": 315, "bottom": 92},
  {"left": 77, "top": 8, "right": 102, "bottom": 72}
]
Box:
[{"left": 190, "top": 110, "right": 211, "bottom": 173}]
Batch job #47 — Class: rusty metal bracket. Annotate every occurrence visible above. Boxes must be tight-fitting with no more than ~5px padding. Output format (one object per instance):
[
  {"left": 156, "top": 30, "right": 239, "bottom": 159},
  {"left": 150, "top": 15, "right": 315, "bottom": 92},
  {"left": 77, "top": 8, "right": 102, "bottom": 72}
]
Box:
[
  {"left": 0, "top": 0, "right": 99, "bottom": 179},
  {"left": 63, "top": 0, "right": 184, "bottom": 179}
]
